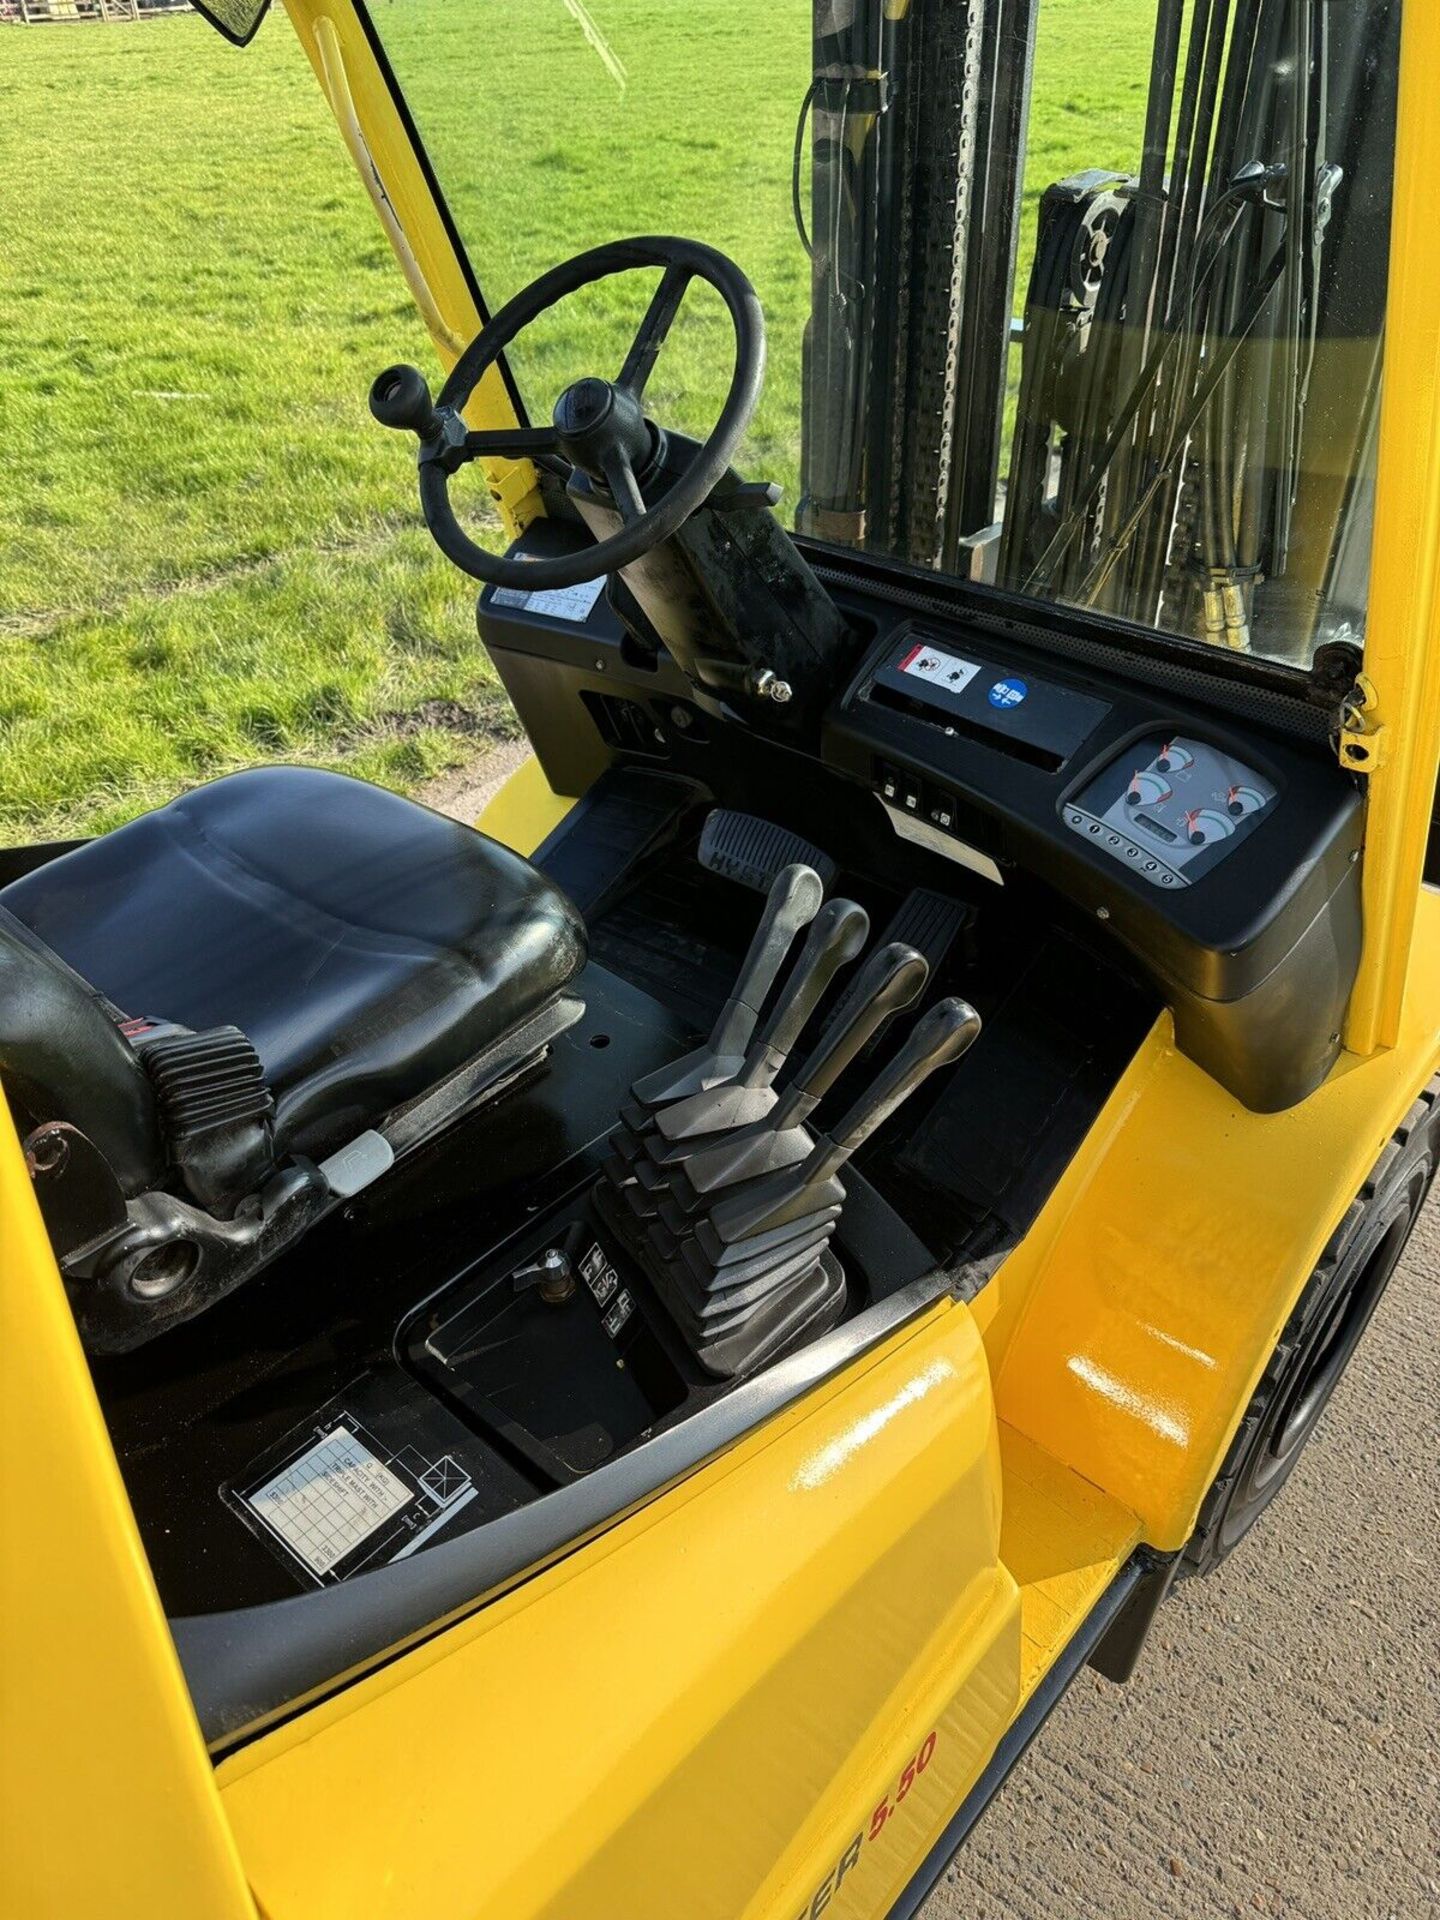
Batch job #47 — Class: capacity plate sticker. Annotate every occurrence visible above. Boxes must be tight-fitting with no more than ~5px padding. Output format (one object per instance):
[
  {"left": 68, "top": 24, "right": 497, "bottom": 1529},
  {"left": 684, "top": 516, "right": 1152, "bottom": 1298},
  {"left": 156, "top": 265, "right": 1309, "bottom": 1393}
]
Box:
[
  {"left": 899, "top": 642, "right": 980, "bottom": 693},
  {"left": 489, "top": 576, "right": 605, "bottom": 622},
  {"left": 227, "top": 1390, "right": 482, "bottom": 1588},
  {"left": 245, "top": 1425, "right": 412, "bottom": 1579}
]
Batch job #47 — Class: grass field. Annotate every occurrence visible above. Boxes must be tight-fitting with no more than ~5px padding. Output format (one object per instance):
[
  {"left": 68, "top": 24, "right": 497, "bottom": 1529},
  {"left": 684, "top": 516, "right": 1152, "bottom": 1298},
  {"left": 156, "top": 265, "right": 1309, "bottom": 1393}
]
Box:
[{"left": 0, "top": 1, "right": 1152, "bottom": 840}]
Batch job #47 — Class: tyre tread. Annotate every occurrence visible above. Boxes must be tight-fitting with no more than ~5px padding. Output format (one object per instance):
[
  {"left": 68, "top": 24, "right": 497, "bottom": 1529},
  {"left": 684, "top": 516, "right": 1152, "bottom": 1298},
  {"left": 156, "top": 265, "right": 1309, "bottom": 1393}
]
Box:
[{"left": 1180, "top": 1072, "right": 1440, "bottom": 1579}]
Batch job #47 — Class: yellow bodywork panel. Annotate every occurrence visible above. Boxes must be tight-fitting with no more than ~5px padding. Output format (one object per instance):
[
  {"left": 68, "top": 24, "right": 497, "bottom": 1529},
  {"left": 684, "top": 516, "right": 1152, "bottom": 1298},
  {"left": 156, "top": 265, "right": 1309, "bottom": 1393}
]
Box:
[
  {"left": 0, "top": 1120, "right": 256, "bottom": 1920},
  {"left": 1344, "top": 0, "right": 1440, "bottom": 1053},
  {"left": 218, "top": 1305, "right": 1020, "bottom": 1920},
  {"left": 979, "top": 889, "right": 1440, "bottom": 1550}
]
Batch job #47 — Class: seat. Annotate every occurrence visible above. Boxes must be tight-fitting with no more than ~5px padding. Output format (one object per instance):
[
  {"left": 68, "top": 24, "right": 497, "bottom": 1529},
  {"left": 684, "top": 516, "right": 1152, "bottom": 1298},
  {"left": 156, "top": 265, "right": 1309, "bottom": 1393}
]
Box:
[
  {"left": 1, "top": 766, "right": 586, "bottom": 1347},
  {"left": 3, "top": 764, "right": 586, "bottom": 1160}
]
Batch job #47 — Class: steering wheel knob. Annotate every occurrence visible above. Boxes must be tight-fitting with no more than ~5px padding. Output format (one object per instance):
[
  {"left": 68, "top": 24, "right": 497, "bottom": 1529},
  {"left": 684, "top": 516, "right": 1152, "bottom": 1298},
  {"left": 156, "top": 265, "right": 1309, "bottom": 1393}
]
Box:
[
  {"left": 553, "top": 376, "right": 614, "bottom": 432},
  {"left": 552, "top": 376, "right": 653, "bottom": 483},
  {"left": 369, "top": 363, "right": 438, "bottom": 439}
]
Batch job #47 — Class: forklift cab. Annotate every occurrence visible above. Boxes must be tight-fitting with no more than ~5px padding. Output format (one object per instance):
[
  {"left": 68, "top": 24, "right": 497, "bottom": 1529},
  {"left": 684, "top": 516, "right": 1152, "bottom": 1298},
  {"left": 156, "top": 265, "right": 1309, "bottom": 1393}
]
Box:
[{"left": 5, "top": 4, "right": 1440, "bottom": 1919}]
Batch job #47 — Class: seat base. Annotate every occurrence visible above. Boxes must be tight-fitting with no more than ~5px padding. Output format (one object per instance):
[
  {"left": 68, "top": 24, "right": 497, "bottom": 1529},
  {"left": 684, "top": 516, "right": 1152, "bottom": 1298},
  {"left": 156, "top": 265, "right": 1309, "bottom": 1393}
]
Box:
[{"left": 40, "top": 991, "right": 585, "bottom": 1354}]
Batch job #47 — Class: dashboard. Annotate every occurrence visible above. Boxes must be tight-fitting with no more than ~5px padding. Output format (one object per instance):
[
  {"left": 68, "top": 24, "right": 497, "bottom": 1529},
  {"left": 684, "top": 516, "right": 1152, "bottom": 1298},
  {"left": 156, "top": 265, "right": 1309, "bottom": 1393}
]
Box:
[
  {"left": 867, "top": 633, "right": 1279, "bottom": 890},
  {"left": 476, "top": 522, "right": 1365, "bottom": 1114}
]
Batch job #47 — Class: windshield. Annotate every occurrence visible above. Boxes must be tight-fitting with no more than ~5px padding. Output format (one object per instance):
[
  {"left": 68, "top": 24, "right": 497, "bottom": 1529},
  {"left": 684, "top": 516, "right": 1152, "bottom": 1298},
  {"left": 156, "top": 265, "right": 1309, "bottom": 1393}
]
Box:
[{"left": 367, "top": 0, "right": 1401, "bottom": 672}]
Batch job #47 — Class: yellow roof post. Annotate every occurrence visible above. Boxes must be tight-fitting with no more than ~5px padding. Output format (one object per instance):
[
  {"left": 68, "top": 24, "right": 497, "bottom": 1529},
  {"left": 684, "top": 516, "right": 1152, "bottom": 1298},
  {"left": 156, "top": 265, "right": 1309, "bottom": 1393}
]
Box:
[
  {"left": 1345, "top": 0, "right": 1440, "bottom": 1056},
  {"left": 285, "top": 0, "right": 547, "bottom": 539}
]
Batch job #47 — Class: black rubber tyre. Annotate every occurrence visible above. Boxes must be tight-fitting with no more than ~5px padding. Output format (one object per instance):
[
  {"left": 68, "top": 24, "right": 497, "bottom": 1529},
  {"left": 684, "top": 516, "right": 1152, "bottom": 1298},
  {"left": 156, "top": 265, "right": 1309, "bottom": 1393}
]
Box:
[{"left": 1181, "top": 1074, "right": 1440, "bottom": 1580}]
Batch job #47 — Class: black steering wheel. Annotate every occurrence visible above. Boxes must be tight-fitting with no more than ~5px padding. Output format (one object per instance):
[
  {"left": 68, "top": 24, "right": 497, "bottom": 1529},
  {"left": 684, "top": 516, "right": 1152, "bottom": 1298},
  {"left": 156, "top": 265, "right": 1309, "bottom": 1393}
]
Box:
[{"left": 370, "top": 237, "right": 766, "bottom": 592}]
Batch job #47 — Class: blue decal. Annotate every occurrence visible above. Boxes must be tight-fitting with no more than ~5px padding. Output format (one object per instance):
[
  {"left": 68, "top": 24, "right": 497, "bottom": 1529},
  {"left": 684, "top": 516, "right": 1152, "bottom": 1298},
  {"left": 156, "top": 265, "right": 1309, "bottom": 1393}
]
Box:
[{"left": 988, "top": 677, "right": 1028, "bottom": 710}]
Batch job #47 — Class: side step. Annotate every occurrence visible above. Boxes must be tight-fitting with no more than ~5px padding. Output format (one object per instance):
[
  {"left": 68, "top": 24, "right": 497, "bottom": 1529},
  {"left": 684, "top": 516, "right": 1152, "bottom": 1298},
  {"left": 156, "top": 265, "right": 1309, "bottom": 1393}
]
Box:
[{"left": 883, "top": 1425, "right": 1143, "bottom": 1918}]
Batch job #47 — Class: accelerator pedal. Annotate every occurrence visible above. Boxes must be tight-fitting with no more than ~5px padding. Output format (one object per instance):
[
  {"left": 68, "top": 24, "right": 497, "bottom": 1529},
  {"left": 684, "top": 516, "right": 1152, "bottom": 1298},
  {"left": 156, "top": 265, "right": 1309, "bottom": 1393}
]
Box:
[
  {"left": 698, "top": 810, "right": 837, "bottom": 894},
  {"left": 818, "top": 886, "right": 975, "bottom": 1061}
]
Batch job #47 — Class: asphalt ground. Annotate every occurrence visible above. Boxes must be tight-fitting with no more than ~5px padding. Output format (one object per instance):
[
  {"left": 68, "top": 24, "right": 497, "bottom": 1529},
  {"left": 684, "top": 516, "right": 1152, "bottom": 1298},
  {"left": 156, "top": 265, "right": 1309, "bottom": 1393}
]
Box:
[
  {"left": 921, "top": 1191, "right": 1439, "bottom": 1920},
  {"left": 425, "top": 758, "right": 1438, "bottom": 1920}
]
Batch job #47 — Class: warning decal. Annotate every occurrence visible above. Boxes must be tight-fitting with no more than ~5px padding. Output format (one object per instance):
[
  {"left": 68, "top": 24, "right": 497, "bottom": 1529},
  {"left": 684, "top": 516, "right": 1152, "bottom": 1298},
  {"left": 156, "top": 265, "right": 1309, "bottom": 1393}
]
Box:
[{"left": 899, "top": 642, "right": 981, "bottom": 693}]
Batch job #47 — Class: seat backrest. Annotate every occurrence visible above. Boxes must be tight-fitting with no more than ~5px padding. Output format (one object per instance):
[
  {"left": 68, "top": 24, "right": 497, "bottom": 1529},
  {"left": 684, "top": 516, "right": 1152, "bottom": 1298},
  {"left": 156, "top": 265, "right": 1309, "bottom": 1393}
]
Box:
[{"left": 0, "top": 907, "right": 162, "bottom": 1197}]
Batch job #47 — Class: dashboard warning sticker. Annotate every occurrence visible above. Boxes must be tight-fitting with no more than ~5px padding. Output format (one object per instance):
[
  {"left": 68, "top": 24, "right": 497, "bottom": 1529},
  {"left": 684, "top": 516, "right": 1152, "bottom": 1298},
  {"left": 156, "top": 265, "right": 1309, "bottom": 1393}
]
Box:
[
  {"left": 245, "top": 1426, "right": 412, "bottom": 1579},
  {"left": 490, "top": 576, "right": 605, "bottom": 623},
  {"left": 899, "top": 642, "right": 980, "bottom": 693}
]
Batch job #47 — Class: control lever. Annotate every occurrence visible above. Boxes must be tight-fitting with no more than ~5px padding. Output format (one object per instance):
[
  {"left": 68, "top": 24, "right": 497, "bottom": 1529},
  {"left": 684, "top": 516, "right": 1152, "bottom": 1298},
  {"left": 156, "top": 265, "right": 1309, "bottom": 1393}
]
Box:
[
  {"left": 511, "top": 1247, "right": 577, "bottom": 1304},
  {"left": 700, "top": 997, "right": 983, "bottom": 1249},
  {"left": 679, "top": 1203, "right": 841, "bottom": 1278},
  {"left": 653, "top": 943, "right": 931, "bottom": 1195},
  {"left": 654, "top": 898, "right": 871, "bottom": 1141},
  {"left": 629, "top": 863, "right": 824, "bottom": 1108}
]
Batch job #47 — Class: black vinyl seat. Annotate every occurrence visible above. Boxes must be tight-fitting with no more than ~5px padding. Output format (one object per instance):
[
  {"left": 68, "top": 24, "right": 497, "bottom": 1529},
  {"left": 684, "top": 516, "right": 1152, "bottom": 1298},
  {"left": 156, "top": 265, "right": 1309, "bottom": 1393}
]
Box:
[
  {"left": 1, "top": 767, "right": 586, "bottom": 1349},
  {"left": 2, "top": 766, "right": 587, "bottom": 1168}
]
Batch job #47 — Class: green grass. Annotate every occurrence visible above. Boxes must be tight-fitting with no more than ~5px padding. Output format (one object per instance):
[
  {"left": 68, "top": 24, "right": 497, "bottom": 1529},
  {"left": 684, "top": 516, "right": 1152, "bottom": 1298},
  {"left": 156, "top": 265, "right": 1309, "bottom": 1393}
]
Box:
[
  {"left": 378, "top": 0, "right": 1156, "bottom": 488},
  {"left": 0, "top": 0, "right": 1155, "bottom": 840},
  {"left": 0, "top": 11, "right": 506, "bottom": 838}
]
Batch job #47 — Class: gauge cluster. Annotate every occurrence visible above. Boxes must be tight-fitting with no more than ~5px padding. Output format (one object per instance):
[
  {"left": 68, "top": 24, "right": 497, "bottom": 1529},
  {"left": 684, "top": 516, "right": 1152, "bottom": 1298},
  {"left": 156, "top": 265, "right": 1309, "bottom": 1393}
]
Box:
[{"left": 1063, "top": 733, "right": 1278, "bottom": 889}]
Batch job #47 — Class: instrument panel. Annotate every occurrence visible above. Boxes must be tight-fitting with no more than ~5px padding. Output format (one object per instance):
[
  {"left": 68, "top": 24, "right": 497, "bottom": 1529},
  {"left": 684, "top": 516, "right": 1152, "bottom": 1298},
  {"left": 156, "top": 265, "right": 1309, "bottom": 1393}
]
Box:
[{"left": 1064, "top": 733, "right": 1277, "bottom": 889}]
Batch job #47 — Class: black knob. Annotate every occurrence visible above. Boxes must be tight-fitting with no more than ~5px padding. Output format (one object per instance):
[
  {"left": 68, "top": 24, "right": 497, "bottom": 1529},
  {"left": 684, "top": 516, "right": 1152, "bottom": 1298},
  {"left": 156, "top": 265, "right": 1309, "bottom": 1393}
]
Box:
[
  {"left": 370, "top": 364, "right": 437, "bottom": 438},
  {"left": 553, "top": 376, "right": 615, "bottom": 434},
  {"left": 552, "top": 375, "right": 653, "bottom": 480}
]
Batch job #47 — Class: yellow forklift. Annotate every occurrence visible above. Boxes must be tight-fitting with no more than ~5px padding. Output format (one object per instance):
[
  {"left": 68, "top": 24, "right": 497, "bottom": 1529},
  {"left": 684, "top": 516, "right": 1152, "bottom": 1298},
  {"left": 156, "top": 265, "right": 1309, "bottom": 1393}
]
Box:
[{"left": 4, "top": 1, "right": 1439, "bottom": 1916}]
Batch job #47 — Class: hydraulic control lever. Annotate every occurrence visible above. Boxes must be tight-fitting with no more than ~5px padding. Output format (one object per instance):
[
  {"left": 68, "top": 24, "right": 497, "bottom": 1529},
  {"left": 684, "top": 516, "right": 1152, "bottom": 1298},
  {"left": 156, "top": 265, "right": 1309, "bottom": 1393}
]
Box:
[
  {"left": 630, "top": 863, "right": 825, "bottom": 1108},
  {"left": 702, "top": 996, "right": 983, "bottom": 1247},
  {"left": 595, "top": 922, "right": 978, "bottom": 1383},
  {"left": 652, "top": 942, "right": 931, "bottom": 1195},
  {"left": 654, "top": 897, "right": 871, "bottom": 1140}
]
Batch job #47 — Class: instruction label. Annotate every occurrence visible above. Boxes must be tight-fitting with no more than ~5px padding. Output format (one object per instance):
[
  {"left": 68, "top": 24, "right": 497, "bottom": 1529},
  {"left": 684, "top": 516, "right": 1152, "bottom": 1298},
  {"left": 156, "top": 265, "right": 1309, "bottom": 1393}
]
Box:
[
  {"left": 490, "top": 576, "right": 606, "bottom": 623},
  {"left": 246, "top": 1425, "right": 413, "bottom": 1579},
  {"left": 580, "top": 1241, "right": 620, "bottom": 1307}
]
